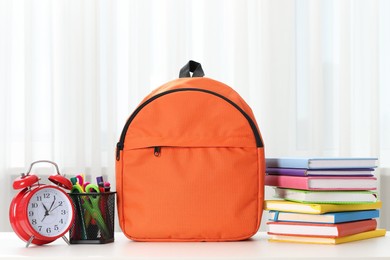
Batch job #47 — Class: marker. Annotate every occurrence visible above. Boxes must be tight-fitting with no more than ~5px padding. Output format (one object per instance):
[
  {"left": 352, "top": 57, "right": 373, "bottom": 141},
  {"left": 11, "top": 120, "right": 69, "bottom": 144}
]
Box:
[
  {"left": 70, "top": 177, "right": 78, "bottom": 185},
  {"left": 104, "top": 182, "right": 111, "bottom": 192},
  {"left": 96, "top": 176, "right": 104, "bottom": 186},
  {"left": 96, "top": 176, "right": 105, "bottom": 192}
]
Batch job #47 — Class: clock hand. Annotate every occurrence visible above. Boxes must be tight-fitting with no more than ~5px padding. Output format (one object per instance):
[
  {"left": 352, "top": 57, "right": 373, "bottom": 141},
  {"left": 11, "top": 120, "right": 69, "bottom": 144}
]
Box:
[
  {"left": 41, "top": 202, "right": 50, "bottom": 222},
  {"left": 49, "top": 204, "right": 62, "bottom": 213},
  {"left": 42, "top": 196, "right": 56, "bottom": 222},
  {"left": 48, "top": 196, "right": 56, "bottom": 212},
  {"left": 42, "top": 203, "right": 49, "bottom": 213}
]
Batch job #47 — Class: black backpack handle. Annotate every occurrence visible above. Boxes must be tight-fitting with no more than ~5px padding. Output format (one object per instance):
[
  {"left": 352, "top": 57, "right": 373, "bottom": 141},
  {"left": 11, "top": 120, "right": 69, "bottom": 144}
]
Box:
[{"left": 179, "top": 60, "right": 205, "bottom": 78}]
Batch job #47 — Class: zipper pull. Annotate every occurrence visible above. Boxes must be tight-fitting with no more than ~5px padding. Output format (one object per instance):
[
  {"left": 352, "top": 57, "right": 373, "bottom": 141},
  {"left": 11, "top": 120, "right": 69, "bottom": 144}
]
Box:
[
  {"left": 154, "top": 147, "right": 161, "bottom": 157},
  {"left": 116, "top": 142, "right": 124, "bottom": 161}
]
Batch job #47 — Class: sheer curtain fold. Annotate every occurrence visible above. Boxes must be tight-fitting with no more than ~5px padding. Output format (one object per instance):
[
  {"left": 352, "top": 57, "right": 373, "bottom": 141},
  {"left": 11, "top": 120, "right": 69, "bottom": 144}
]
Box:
[{"left": 1, "top": 0, "right": 389, "bottom": 231}]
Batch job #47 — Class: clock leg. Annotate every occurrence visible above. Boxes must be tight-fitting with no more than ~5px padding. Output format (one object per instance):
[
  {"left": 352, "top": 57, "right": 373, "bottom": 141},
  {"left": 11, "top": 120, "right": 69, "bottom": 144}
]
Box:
[
  {"left": 26, "top": 236, "right": 35, "bottom": 248},
  {"left": 62, "top": 236, "right": 70, "bottom": 245}
]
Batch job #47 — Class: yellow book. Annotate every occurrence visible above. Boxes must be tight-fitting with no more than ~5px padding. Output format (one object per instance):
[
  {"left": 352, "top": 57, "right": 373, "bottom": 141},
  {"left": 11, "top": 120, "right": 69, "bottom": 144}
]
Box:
[
  {"left": 269, "top": 229, "right": 386, "bottom": 244},
  {"left": 264, "top": 200, "right": 382, "bottom": 214}
]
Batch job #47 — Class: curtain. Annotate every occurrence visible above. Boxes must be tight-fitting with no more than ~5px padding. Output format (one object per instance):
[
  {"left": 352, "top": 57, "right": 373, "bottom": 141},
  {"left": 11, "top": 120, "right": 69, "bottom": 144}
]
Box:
[{"left": 1, "top": 0, "right": 389, "bottom": 231}]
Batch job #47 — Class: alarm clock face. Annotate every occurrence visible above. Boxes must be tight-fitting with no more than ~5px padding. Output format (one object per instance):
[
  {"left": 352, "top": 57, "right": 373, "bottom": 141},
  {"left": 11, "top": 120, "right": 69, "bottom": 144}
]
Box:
[{"left": 26, "top": 187, "right": 73, "bottom": 237}]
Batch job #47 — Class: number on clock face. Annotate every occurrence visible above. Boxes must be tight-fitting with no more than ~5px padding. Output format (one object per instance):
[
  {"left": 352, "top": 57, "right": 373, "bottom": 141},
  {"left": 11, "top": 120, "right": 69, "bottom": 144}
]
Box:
[{"left": 27, "top": 187, "right": 72, "bottom": 237}]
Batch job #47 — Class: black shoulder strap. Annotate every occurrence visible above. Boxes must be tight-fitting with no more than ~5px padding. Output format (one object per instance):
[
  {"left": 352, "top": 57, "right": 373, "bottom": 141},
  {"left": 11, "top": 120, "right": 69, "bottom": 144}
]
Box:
[{"left": 179, "top": 60, "right": 205, "bottom": 78}]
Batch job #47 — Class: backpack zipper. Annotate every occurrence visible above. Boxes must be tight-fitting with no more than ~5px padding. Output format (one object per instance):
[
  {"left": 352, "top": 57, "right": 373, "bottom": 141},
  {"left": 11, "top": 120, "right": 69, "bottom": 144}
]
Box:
[
  {"left": 116, "top": 88, "right": 263, "bottom": 160},
  {"left": 154, "top": 146, "right": 161, "bottom": 157}
]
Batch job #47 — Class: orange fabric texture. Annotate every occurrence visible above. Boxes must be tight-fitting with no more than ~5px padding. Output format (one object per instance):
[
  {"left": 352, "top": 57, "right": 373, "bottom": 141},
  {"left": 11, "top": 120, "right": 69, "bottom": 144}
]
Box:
[{"left": 116, "top": 77, "right": 265, "bottom": 241}]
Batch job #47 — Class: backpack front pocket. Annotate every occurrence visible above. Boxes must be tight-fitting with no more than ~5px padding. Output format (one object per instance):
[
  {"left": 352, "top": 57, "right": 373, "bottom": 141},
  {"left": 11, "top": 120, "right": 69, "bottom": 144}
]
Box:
[{"left": 120, "top": 146, "right": 259, "bottom": 241}]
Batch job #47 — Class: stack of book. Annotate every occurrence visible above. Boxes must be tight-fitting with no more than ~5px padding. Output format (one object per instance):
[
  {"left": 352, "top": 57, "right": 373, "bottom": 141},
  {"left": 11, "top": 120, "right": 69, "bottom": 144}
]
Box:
[{"left": 264, "top": 157, "right": 386, "bottom": 244}]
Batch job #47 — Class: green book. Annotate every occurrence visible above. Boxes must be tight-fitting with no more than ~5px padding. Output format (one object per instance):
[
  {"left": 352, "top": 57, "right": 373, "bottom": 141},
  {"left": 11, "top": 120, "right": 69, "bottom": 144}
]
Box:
[{"left": 274, "top": 188, "right": 378, "bottom": 204}]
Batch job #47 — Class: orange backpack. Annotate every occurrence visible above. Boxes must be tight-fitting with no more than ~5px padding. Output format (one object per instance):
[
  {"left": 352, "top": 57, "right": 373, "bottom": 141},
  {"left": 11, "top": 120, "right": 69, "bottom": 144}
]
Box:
[{"left": 116, "top": 61, "right": 265, "bottom": 241}]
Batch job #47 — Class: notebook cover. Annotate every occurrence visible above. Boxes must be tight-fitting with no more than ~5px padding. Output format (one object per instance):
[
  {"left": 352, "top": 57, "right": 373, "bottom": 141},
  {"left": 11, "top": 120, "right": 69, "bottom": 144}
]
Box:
[
  {"left": 267, "top": 219, "right": 377, "bottom": 238},
  {"left": 265, "top": 175, "right": 377, "bottom": 190},
  {"left": 268, "top": 210, "right": 380, "bottom": 224},
  {"left": 266, "top": 157, "right": 378, "bottom": 169},
  {"left": 266, "top": 167, "right": 375, "bottom": 176},
  {"left": 268, "top": 229, "right": 386, "bottom": 244},
  {"left": 264, "top": 200, "right": 382, "bottom": 214},
  {"left": 274, "top": 188, "right": 378, "bottom": 204}
]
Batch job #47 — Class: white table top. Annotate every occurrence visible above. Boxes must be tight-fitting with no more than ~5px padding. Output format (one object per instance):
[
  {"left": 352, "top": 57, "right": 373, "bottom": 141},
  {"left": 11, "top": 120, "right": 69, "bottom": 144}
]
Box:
[{"left": 1, "top": 232, "right": 389, "bottom": 260}]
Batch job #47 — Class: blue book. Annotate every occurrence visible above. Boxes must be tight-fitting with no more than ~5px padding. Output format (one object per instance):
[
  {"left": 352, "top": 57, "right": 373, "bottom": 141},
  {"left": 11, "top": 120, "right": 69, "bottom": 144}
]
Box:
[
  {"left": 268, "top": 210, "right": 380, "bottom": 224},
  {"left": 266, "top": 157, "right": 378, "bottom": 169}
]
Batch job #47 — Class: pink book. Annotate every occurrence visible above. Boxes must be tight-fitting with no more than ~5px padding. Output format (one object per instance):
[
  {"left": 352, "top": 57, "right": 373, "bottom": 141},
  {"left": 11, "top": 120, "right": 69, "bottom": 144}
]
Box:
[
  {"left": 265, "top": 175, "right": 377, "bottom": 190},
  {"left": 267, "top": 219, "right": 377, "bottom": 238}
]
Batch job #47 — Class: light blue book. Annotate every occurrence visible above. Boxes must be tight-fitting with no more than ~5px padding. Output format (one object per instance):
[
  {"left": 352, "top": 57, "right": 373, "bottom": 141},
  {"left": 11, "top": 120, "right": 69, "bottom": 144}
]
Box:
[
  {"left": 266, "top": 157, "right": 378, "bottom": 169},
  {"left": 268, "top": 210, "right": 380, "bottom": 224}
]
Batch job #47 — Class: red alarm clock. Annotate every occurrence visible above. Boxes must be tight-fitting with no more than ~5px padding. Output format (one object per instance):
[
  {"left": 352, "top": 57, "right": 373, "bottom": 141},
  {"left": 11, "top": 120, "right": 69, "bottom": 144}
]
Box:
[{"left": 9, "top": 160, "right": 75, "bottom": 247}]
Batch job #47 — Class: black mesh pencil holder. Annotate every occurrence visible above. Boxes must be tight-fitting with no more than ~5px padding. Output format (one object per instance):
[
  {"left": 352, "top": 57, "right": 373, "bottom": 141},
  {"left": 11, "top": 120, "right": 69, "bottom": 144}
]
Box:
[{"left": 69, "top": 192, "right": 116, "bottom": 244}]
